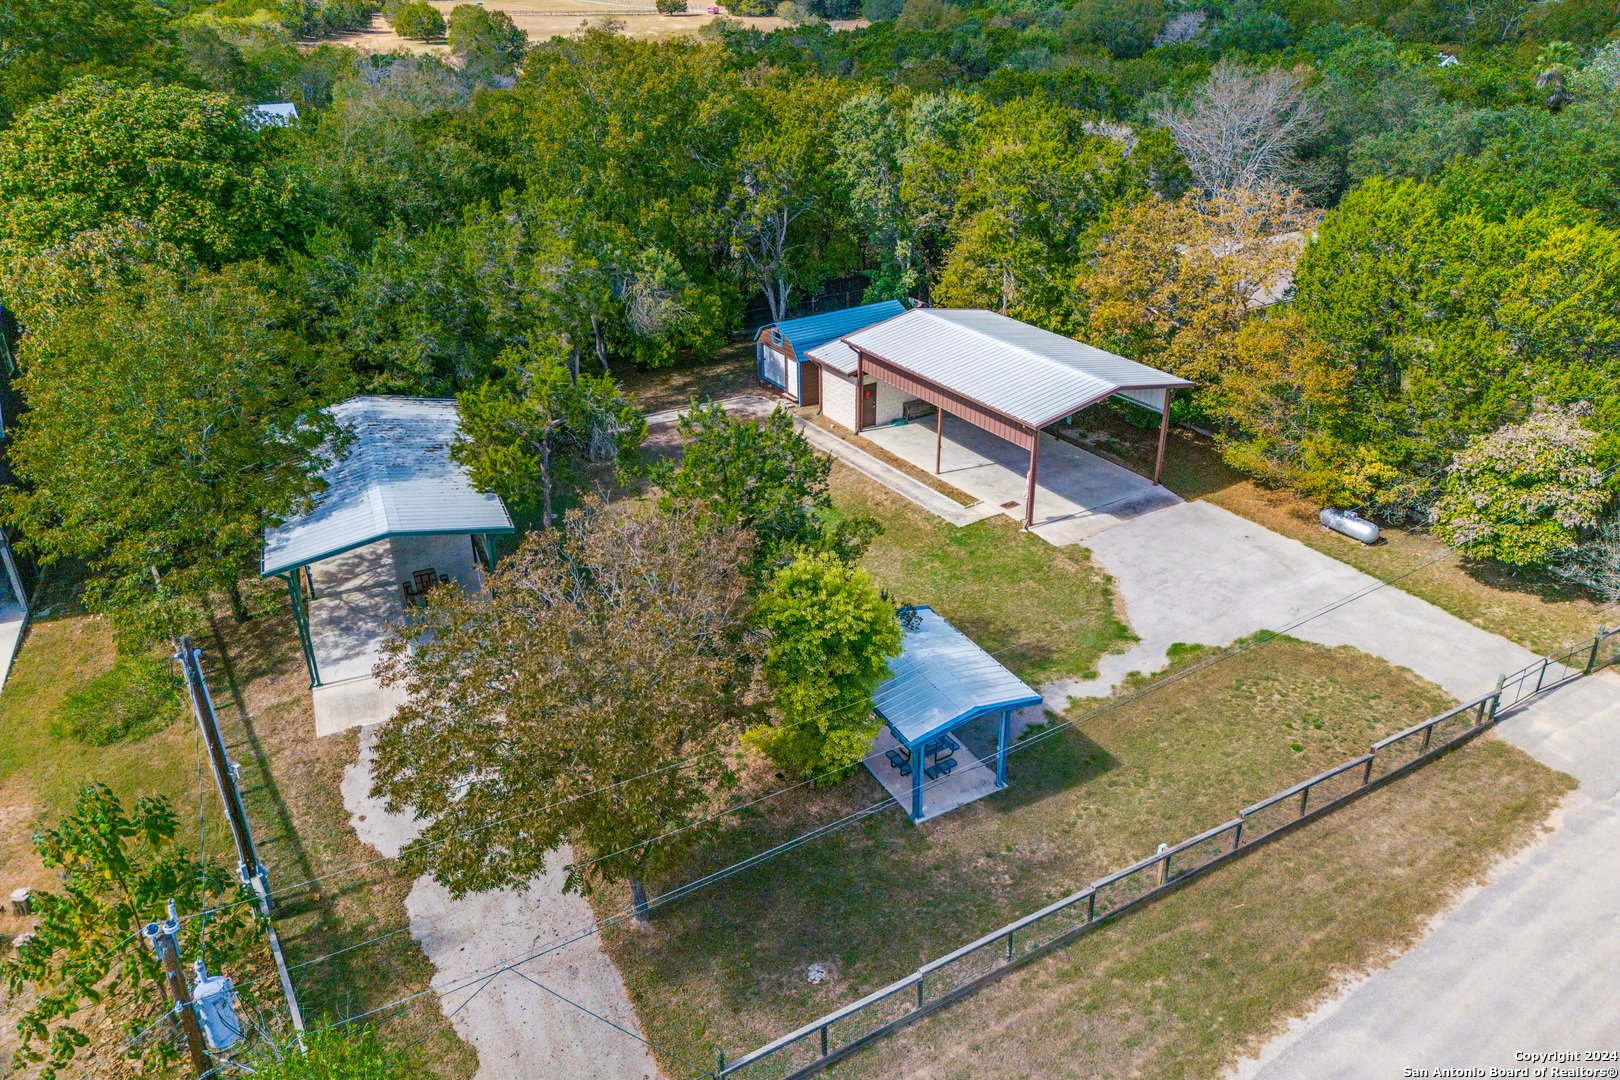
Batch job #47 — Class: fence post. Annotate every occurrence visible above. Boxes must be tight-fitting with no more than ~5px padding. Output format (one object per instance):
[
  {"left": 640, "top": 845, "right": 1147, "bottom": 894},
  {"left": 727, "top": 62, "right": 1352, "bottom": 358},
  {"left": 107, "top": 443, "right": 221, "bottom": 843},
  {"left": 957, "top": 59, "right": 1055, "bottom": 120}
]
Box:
[
  {"left": 1486, "top": 674, "right": 1505, "bottom": 723},
  {"left": 1534, "top": 656, "right": 1549, "bottom": 693},
  {"left": 1005, "top": 930, "right": 1014, "bottom": 963},
  {"left": 1297, "top": 787, "right": 1309, "bottom": 819},
  {"left": 1420, "top": 723, "right": 1432, "bottom": 753},
  {"left": 1586, "top": 627, "right": 1606, "bottom": 675},
  {"left": 1087, "top": 892, "right": 1096, "bottom": 922},
  {"left": 916, "top": 976, "right": 924, "bottom": 1009},
  {"left": 1157, "top": 854, "right": 1170, "bottom": 887},
  {"left": 821, "top": 1025, "right": 829, "bottom": 1058},
  {"left": 1362, "top": 756, "right": 1374, "bottom": 785},
  {"left": 716, "top": 1048, "right": 725, "bottom": 1075},
  {"left": 1231, "top": 820, "right": 1243, "bottom": 851}
]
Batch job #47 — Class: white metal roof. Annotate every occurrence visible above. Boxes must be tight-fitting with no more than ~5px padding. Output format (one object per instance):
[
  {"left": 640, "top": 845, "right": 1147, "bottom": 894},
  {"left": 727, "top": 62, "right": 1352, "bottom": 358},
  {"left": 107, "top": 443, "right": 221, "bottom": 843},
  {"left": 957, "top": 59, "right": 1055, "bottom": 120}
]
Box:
[
  {"left": 873, "top": 606, "right": 1043, "bottom": 746},
  {"left": 261, "top": 397, "right": 513, "bottom": 577},
  {"left": 838, "top": 309, "right": 1193, "bottom": 429},
  {"left": 806, "top": 338, "right": 860, "bottom": 376}
]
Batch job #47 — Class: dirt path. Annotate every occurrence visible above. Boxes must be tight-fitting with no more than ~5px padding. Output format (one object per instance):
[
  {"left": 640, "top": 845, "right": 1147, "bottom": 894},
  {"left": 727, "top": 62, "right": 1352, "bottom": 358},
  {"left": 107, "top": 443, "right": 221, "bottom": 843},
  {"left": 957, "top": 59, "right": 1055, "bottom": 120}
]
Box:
[{"left": 340, "top": 726, "right": 663, "bottom": 1080}]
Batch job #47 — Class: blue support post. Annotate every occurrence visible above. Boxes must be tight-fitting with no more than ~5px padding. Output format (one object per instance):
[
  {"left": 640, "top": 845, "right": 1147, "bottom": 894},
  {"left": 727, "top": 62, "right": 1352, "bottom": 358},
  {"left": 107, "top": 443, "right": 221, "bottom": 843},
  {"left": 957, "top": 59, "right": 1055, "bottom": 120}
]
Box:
[
  {"left": 996, "top": 709, "right": 1010, "bottom": 787},
  {"left": 911, "top": 741, "right": 923, "bottom": 821},
  {"left": 282, "top": 571, "right": 321, "bottom": 688}
]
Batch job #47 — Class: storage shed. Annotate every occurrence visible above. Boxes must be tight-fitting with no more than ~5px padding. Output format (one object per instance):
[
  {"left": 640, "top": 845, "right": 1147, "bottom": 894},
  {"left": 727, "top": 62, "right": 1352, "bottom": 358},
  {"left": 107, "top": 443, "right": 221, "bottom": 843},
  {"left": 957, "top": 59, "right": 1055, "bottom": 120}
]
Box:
[{"left": 756, "top": 300, "right": 907, "bottom": 406}]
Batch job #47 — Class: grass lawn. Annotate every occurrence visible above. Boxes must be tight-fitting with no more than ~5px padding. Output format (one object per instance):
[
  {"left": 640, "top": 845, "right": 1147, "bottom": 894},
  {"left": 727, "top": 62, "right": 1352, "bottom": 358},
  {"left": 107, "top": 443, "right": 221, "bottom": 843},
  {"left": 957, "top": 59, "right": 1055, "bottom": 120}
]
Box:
[
  {"left": 829, "top": 464, "right": 1131, "bottom": 687},
  {"left": 599, "top": 624, "right": 1571, "bottom": 1077},
  {"left": 856, "top": 730, "right": 1567, "bottom": 1080},
  {"left": 1072, "top": 410, "right": 1605, "bottom": 656}
]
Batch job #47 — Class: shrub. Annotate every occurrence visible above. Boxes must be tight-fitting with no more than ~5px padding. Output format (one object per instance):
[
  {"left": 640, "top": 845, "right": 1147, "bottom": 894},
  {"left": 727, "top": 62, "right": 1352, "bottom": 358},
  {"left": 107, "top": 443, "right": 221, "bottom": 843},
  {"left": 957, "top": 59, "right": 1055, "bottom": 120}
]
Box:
[
  {"left": 1435, "top": 406, "right": 1611, "bottom": 567},
  {"left": 50, "top": 652, "right": 184, "bottom": 746},
  {"left": 391, "top": 1, "right": 445, "bottom": 39}
]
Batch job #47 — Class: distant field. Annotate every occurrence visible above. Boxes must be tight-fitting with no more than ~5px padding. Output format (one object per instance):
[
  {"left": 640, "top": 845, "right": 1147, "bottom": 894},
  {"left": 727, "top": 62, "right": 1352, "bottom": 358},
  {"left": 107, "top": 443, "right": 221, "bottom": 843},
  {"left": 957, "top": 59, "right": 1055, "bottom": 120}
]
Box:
[{"left": 317, "top": 6, "right": 864, "bottom": 50}]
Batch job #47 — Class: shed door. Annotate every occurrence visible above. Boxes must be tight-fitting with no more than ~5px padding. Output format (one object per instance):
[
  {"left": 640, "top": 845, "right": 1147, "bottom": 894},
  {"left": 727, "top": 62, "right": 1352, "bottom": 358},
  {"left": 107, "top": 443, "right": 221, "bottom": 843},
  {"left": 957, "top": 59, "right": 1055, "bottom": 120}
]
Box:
[
  {"left": 800, "top": 362, "right": 820, "bottom": 407},
  {"left": 761, "top": 346, "right": 787, "bottom": 389},
  {"left": 862, "top": 381, "right": 877, "bottom": 428}
]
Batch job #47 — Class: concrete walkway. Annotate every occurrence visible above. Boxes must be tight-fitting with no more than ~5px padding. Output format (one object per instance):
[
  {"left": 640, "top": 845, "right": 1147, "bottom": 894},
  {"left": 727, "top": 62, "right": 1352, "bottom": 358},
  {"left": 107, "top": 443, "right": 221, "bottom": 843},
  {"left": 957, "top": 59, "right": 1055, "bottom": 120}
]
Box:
[{"left": 341, "top": 727, "right": 663, "bottom": 1080}]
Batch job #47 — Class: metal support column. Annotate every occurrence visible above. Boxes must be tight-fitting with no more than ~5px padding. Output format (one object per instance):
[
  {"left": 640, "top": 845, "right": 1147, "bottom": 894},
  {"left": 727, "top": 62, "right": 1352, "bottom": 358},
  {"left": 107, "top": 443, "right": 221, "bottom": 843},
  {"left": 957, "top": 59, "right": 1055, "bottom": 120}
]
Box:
[
  {"left": 282, "top": 572, "right": 321, "bottom": 688},
  {"left": 911, "top": 741, "right": 923, "bottom": 821},
  {"left": 996, "top": 709, "right": 1010, "bottom": 787},
  {"left": 935, "top": 410, "right": 946, "bottom": 474},
  {"left": 1023, "top": 430, "right": 1039, "bottom": 530},
  {"left": 1154, "top": 389, "right": 1172, "bottom": 485},
  {"left": 854, "top": 352, "right": 865, "bottom": 435}
]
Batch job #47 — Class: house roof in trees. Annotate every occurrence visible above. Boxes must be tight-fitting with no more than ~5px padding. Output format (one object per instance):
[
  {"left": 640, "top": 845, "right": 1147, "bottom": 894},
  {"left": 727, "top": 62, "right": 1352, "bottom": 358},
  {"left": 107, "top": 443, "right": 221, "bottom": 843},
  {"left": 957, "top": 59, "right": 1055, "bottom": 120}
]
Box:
[
  {"left": 829, "top": 308, "right": 1193, "bottom": 430},
  {"left": 873, "top": 606, "right": 1042, "bottom": 747},
  {"left": 762, "top": 299, "right": 908, "bottom": 356},
  {"left": 260, "top": 396, "right": 513, "bottom": 577}
]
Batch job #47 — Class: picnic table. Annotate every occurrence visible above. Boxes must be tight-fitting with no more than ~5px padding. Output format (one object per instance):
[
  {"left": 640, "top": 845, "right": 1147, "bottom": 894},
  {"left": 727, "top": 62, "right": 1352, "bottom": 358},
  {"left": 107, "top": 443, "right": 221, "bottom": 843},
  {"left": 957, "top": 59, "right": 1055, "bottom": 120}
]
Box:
[{"left": 885, "top": 734, "right": 959, "bottom": 778}]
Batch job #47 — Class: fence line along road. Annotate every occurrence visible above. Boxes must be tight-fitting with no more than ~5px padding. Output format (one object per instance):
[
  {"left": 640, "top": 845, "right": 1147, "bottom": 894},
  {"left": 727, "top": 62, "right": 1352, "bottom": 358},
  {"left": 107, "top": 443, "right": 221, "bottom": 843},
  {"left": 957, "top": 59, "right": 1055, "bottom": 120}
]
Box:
[{"left": 704, "top": 626, "right": 1619, "bottom": 1080}]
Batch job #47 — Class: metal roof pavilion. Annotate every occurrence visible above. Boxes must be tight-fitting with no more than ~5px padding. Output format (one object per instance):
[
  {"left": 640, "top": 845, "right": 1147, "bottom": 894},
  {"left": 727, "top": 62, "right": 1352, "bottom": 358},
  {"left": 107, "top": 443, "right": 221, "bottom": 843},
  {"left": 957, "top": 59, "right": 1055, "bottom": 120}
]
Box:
[
  {"left": 874, "top": 606, "right": 1043, "bottom": 746},
  {"left": 872, "top": 606, "right": 1042, "bottom": 822},
  {"left": 261, "top": 396, "right": 513, "bottom": 578},
  {"left": 839, "top": 308, "right": 1192, "bottom": 431},
  {"left": 765, "top": 299, "right": 908, "bottom": 355}
]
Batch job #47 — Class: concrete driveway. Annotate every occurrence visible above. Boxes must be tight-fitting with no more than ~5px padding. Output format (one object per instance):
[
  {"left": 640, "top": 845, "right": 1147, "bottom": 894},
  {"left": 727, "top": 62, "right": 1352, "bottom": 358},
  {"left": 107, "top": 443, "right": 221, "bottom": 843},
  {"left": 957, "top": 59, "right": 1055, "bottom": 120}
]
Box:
[
  {"left": 1060, "top": 498, "right": 1620, "bottom": 1078},
  {"left": 859, "top": 414, "right": 1179, "bottom": 542}
]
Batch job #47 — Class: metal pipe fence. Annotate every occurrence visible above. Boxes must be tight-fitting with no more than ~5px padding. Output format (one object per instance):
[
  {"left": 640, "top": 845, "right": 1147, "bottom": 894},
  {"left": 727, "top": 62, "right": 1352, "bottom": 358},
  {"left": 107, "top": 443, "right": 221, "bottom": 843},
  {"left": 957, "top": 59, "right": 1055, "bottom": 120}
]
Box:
[{"left": 710, "top": 625, "right": 1620, "bottom": 1080}]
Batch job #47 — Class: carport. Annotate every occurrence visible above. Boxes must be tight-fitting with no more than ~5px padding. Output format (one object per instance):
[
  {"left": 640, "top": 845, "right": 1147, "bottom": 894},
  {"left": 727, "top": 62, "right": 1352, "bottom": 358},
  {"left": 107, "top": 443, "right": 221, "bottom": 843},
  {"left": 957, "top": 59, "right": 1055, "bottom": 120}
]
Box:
[
  {"left": 809, "top": 309, "right": 1192, "bottom": 529},
  {"left": 863, "top": 606, "right": 1044, "bottom": 823},
  {"left": 261, "top": 396, "right": 514, "bottom": 735}
]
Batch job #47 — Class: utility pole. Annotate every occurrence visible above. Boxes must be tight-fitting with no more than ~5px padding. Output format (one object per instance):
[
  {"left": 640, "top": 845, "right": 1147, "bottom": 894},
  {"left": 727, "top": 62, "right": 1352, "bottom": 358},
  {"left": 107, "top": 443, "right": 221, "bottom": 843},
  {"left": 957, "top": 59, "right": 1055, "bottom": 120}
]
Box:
[
  {"left": 145, "top": 904, "right": 212, "bottom": 1078},
  {"left": 175, "top": 635, "right": 307, "bottom": 1036},
  {"left": 177, "top": 635, "right": 268, "bottom": 912}
]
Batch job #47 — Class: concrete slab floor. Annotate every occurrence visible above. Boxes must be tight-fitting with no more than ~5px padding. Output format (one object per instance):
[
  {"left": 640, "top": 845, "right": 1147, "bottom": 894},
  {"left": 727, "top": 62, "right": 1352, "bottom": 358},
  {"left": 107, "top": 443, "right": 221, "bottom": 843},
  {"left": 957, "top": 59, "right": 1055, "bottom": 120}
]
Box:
[
  {"left": 862, "top": 724, "right": 1005, "bottom": 824},
  {"left": 858, "top": 415, "right": 1179, "bottom": 543}
]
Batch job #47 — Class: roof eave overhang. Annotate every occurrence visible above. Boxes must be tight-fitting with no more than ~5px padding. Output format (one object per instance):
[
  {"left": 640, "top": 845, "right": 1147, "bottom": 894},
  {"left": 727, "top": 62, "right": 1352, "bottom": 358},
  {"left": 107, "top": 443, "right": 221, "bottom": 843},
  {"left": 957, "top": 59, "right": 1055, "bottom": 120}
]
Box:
[
  {"left": 261, "top": 521, "right": 516, "bottom": 578},
  {"left": 879, "top": 693, "right": 1045, "bottom": 749},
  {"left": 1028, "top": 380, "right": 1197, "bottom": 432}
]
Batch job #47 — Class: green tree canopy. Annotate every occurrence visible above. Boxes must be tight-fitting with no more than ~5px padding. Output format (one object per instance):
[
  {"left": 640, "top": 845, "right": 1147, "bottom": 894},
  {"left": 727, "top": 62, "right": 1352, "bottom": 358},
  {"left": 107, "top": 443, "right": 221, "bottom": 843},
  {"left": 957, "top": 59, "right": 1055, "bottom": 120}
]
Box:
[
  {"left": 452, "top": 341, "right": 645, "bottom": 529},
  {"left": 748, "top": 551, "right": 903, "bottom": 780},
  {"left": 3, "top": 265, "right": 343, "bottom": 639},
  {"left": 0, "top": 77, "right": 303, "bottom": 264},
  {"left": 1435, "top": 406, "right": 1610, "bottom": 566},
  {"left": 447, "top": 3, "right": 527, "bottom": 73},
  {"left": 652, "top": 404, "right": 878, "bottom": 575},
  {"left": 1, "top": 785, "right": 265, "bottom": 1080},
  {"left": 391, "top": 1, "right": 445, "bottom": 40},
  {"left": 371, "top": 501, "right": 760, "bottom": 915}
]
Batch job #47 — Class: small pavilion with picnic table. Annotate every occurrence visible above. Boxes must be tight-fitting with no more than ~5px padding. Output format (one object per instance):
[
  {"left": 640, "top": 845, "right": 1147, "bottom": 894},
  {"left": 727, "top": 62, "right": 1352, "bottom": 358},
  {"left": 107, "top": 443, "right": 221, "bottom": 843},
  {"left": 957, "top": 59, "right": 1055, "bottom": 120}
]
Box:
[{"left": 863, "top": 606, "right": 1045, "bottom": 823}]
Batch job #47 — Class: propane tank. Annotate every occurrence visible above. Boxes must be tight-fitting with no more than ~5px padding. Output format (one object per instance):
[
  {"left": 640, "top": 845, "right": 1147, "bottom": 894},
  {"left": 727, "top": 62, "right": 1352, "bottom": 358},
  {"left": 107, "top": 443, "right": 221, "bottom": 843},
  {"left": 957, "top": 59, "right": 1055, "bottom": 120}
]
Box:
[{"left": 1320, "top": 508, "right": 1380, "bottom": 545}]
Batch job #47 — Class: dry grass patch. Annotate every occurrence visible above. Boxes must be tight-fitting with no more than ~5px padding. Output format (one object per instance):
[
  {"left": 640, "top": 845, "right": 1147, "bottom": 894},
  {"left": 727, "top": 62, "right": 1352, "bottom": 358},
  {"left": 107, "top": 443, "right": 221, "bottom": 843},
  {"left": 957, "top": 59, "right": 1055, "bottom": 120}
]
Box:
[
  {"left": 598, "top": 635, "right": 1564, "bottom": 1080},
  {"left": 852, "top": 734, "right": 1569, "bottom": 1080},
  {"left": 199, "top": 612, "right": 478, "bottom": 1078},
  {"left": 810, "top": 414, "right": 980, "bottom": 506},
  {"left": 615, "top": 342, "right": 763, "bottom": 416}
]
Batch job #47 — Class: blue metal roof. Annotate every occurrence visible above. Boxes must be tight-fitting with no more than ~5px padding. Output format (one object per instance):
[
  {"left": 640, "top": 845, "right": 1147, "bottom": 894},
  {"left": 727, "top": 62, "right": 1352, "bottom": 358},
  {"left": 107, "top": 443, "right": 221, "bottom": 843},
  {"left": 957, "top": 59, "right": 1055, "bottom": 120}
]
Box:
[
  {"left": 873, "top": 606, "right": 1043, "bottom": 747},
  {"left": 767, "top": 300, "right": 908, "bottom": 355}
]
